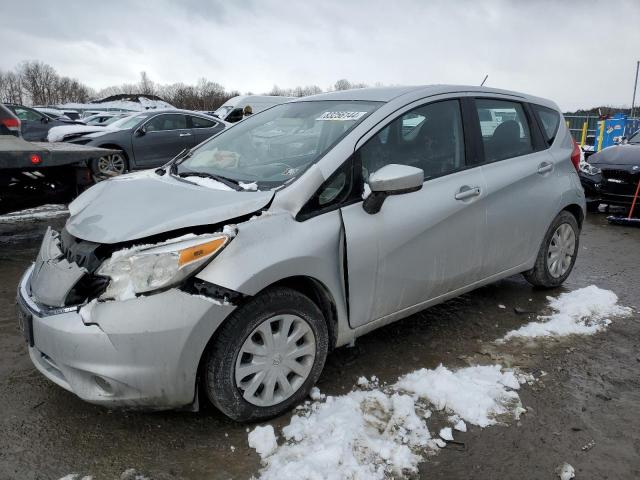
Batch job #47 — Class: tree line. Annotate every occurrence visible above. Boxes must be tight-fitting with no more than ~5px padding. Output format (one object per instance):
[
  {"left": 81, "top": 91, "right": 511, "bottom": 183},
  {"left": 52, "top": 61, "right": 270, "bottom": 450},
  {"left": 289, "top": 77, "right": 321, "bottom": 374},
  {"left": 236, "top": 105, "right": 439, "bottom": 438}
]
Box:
[{"left": 0, "top": 60, "right": 370, "bottom": 111}]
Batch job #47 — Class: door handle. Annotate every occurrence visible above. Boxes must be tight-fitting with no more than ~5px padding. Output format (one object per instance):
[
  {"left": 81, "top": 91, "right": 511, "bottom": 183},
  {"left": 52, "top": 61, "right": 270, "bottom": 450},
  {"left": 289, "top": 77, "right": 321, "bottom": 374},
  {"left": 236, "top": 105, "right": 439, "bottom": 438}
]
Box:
[
  {"left": 537, "top": 162, "right": 553, "bottom": 174},
  {"left": 454, "top": 185, "right": 481, "bottom": 201},
  {"left": 179, "top": 133, "right": 192, "bottom": 137}
]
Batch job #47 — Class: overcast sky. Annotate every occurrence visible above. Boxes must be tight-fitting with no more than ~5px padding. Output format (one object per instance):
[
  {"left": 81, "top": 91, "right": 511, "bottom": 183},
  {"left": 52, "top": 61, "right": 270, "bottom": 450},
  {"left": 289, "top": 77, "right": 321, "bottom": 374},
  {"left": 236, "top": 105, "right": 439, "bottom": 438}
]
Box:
[{"left": 2, "top": 0, "right": 639, "bottom": 110}]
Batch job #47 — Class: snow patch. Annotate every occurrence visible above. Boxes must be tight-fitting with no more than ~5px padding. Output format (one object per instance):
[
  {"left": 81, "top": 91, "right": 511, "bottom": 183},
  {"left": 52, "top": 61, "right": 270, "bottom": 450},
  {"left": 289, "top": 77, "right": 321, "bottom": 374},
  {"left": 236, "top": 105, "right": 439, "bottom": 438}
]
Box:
[
  {"left": 439, "top": 427, "right": 453, "bottom": 441},
  {"left": 395, "top": 364, "right": 522, "bottom": 427},
  {"left": 248, "top": 425, "right": 278, "bottom": 458},
  {"left": 0, "top": 204, "right": 68, "bottom": 223},
  {"left": 182, "top": 175, "right": 234, "bottom": 191},
  {"left": 239, "top": 181, "right": 258, "bottom": 191},
  {"left": 500, "top": 285, "right": 632, "bottom": 341},
  {"left": 47, "top": 125, "right": 109, "bottom": 142},
  {"left": 556, "top": 462, "right": 575, "bottom": 480},
  {"left": 250, "top": 364, "right": 523, "bottom": 479}
]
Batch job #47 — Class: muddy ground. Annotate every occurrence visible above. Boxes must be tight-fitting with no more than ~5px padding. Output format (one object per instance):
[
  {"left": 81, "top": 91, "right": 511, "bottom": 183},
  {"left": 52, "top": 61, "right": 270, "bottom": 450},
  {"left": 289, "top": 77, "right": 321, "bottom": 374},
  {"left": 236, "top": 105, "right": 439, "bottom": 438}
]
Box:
[{"left": 0, "top": 212, "right": 639, "bottom": 480}]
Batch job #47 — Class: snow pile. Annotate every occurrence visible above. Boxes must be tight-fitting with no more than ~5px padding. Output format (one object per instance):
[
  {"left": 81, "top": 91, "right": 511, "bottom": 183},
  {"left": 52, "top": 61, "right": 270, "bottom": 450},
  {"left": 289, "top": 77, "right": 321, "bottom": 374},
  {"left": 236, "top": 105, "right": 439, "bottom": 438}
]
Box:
[
  {"left": 239, "top": 181, "right": 258, "bottom": 191},
  {"left": 249, "top": 364, "right": 523, "bottom": 479},
  {"left": 182, "top": 175, "right": 234, "bottom": 191},
  {"left": 251, "top": 389, "right": 435, "bottom": 479},
  {"left": 0, "top": 204, "right": 68, "bottom": 223},
  {"left": 395, "top": 364, "right": 523, "bottom": 427},
  {"left": 501, "top": 286, "right": 632, "bottom": 341},
  {"left": 556, "top": 462, "right": 575, "bottom": 480},
  {"left": 248, "top": 425, "right": 278, "bottom": 458}
]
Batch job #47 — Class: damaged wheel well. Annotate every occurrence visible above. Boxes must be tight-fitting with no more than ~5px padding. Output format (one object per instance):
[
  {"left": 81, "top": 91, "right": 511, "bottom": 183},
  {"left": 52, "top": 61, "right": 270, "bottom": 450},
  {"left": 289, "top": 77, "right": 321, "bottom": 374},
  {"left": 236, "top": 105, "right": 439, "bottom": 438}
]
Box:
[{"left": 265, "top": 276, "right": 339, "bottom": 351}]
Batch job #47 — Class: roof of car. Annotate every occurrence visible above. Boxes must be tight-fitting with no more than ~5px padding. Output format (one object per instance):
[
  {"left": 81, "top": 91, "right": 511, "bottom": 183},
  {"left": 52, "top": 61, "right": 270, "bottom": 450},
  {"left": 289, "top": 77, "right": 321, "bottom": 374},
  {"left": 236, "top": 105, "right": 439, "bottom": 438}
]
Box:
[{"left": 294, "top": 85, "right": 552, "bottom": 106}]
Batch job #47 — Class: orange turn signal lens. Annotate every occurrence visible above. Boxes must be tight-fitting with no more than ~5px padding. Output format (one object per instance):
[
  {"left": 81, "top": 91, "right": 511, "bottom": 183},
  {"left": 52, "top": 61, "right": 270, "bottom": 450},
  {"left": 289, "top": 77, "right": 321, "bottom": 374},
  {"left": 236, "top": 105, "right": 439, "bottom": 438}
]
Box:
[{"left": 178, "top": 237, "right": 227, "bottom": 267}]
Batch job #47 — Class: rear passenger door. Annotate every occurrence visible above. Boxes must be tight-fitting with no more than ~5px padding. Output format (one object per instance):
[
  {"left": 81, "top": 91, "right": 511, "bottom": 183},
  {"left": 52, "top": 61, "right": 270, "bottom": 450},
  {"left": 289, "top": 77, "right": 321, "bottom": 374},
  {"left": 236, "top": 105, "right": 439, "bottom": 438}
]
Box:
[
  {"left": 132, "top": 113, "right": 192, "bottom": 167},
  {"left": 340, "top": 98, "right": 488, "bottom": 328},
  {"left": 473, "top": 97, "right": 561, "bottom": 277},
  {"left": 188, "top": 115, "right": 224, "bottom": 145}
]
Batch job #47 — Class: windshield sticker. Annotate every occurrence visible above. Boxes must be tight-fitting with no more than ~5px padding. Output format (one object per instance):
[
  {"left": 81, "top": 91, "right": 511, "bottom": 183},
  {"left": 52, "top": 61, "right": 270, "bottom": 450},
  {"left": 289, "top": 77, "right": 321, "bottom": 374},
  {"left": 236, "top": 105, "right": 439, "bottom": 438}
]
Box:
[{"left": 316, "top": 111, "right": 368, "bottom": 121}]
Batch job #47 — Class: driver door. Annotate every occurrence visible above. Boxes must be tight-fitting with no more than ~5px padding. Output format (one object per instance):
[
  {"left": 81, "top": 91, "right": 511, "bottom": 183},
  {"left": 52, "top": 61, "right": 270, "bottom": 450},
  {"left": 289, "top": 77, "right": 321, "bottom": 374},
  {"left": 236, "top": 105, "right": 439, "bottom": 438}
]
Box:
[
  {"left": 132, "top": 113, "right": 193, "bottom": 167},
  {"left": 340, "top": 98, "right": 488, "bottom": 328}
]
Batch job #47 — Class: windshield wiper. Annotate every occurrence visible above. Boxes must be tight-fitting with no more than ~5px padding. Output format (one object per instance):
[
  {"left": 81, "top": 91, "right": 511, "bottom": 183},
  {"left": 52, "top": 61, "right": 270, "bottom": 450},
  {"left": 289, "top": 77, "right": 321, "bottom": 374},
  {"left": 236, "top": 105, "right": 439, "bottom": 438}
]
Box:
[
  {"left": 155, "top": 148, "right": 193, "bottom": 175},
  {"left": 177, "top": 171, "right": 243, "bottom": 191}
]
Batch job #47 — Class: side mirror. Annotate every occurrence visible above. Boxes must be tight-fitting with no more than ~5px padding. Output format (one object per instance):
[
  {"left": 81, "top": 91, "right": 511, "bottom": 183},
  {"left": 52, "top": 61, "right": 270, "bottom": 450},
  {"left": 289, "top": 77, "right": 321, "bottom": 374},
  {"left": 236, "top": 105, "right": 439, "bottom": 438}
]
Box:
[
  {"left": 363, "top": 164, "right": 423, "bottom": 214},
  {"left": 41, "top": 116, "right": 49, "bottom": 124},
  {"left": 135, "top": 125, "right": 146, "bottom": 137}
]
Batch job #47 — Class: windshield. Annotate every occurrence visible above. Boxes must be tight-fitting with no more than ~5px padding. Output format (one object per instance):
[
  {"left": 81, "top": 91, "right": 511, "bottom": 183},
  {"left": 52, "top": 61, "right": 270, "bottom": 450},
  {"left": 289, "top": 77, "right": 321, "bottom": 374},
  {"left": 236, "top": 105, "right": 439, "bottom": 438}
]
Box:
[
  {"left": 108, "top": 113, "right": 151, "bottom": 129},
  {"left": 628, "top": 130, "right": 640, "bottom": 144},
  {"left": 177, "top": 100, "right": 381, "bottom": 188},
  {"left": 213, "top": 105, "right": 233, "bottom": 118}
]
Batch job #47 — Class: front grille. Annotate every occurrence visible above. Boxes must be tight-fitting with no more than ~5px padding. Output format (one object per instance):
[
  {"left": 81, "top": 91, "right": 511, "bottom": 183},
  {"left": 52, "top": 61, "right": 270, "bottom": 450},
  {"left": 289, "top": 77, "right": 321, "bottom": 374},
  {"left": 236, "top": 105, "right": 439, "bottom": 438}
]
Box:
[{"left": 600, "top": 168, "right": 639, "bottom": 196}]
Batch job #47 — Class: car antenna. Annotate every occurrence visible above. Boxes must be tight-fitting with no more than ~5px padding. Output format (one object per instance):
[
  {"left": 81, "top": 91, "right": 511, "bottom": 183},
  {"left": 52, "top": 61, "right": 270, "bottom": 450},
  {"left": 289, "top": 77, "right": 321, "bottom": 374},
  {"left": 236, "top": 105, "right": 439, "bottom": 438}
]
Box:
[{"left": 480, "top": 75, "right": 488, "bottom": 87}]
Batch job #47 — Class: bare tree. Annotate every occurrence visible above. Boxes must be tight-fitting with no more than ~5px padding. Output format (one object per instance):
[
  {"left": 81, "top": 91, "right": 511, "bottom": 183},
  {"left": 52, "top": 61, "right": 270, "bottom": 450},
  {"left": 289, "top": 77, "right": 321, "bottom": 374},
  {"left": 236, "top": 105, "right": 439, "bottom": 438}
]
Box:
[{"left": 138, "top": 71, "right": 155, "bottom": 96}]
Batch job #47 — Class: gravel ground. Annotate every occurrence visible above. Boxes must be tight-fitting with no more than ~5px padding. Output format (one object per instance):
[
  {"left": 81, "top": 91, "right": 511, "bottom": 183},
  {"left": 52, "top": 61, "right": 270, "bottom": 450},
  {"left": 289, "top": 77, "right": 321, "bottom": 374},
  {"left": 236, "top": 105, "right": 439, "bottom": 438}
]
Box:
[{"left": 0, "top": 212, "right": 638, "bottom": 480}]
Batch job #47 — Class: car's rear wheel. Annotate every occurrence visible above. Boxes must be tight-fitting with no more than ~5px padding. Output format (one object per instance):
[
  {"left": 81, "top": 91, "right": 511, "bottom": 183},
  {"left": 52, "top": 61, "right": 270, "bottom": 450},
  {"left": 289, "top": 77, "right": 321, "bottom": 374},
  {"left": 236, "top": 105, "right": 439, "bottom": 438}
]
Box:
[
  {"left": 203, "top": 287, "right": 329, "bottom": 422},
  {"left": 524, "top": 211, "right": 580, "bottom": 288},
  {"left": 91, "top": 152, "right": 128, "bottom": 178}
]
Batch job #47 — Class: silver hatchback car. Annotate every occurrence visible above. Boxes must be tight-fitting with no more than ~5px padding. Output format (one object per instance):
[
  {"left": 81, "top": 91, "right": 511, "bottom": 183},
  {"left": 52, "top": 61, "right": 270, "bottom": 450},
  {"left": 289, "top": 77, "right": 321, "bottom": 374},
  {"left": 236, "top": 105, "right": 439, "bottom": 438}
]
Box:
[{"left": 17, "top": 85, "right": 585, "bottom": 421}]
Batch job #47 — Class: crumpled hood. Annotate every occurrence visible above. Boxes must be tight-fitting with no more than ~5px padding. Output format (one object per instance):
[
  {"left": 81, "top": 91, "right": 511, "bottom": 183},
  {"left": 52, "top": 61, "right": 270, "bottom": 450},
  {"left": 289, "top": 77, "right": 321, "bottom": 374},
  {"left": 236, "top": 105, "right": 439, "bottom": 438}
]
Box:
[
  {"left": 590, "top": 144, "right": 640, "bottom": 166},
  {"left": 66, "top": 171, "right": 274, "bottom": 244}
]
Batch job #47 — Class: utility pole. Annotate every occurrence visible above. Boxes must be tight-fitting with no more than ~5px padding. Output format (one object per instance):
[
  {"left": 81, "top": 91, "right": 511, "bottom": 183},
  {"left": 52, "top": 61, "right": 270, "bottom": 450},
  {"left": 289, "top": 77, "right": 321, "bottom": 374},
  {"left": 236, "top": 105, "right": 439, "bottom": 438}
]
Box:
[{"left": 631, "top": 61, "right": 639, "bottom": 119}]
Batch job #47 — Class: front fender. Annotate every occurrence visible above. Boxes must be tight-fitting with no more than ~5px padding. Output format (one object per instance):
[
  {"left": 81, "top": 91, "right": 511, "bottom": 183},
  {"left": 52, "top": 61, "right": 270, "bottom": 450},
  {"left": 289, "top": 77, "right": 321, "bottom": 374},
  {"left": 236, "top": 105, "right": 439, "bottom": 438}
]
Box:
[{"left": 196, "top": 210, "right": 350, "bottom": 342}]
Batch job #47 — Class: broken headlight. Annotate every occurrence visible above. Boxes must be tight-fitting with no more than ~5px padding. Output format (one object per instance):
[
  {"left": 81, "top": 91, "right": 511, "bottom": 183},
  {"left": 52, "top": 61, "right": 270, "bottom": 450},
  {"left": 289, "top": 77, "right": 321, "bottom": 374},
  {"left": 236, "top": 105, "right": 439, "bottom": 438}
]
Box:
[
  {"left": 579, "top": 160, "right": 601, "bottom": 176},
  {"left": 97, "top": 231, "right": 234, "bottom": 300}
]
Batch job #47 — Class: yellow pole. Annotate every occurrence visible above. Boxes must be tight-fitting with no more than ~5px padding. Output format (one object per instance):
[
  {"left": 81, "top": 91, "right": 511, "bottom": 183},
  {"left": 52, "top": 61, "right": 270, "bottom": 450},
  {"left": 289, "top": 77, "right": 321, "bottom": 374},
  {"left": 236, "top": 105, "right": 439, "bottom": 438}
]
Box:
[
  {"left": 597, "top": 120, "right": 605, "bottom": 151},
  {"left": 580, "top": 121, "right": 588, "bottom": 146}
]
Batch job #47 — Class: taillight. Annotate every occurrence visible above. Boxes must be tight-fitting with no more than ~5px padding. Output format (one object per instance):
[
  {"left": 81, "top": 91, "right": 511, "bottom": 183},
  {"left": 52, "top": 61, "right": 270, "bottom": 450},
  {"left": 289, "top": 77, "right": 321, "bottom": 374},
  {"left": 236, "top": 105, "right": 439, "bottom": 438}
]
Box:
[
  {"left": 1, "top": 117, "right": 21, "bottom": 131},
  {"left": 570, "top": 138, "right": 581, "bottom": 171}
]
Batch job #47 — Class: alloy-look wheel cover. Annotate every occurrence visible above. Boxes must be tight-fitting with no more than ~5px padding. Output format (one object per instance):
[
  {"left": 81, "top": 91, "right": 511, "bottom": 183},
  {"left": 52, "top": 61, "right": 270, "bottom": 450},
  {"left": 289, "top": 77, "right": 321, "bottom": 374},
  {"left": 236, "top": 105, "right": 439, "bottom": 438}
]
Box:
[
  {"left": 235, "top": 314, "right": 316, "bottom": 407},
  {"left": 547, "top": 223, "right": 576, "bottom": 278},
  {"left": 97, "top": 153, "right": 126, "bottom": 176}
]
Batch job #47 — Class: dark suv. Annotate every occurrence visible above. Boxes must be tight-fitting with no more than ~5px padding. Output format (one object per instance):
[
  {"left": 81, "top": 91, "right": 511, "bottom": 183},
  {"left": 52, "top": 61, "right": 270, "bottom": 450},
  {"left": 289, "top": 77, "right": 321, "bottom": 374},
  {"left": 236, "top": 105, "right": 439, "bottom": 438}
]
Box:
[{"left": 4, "top": 104, "right": 74, "bottom": 141}]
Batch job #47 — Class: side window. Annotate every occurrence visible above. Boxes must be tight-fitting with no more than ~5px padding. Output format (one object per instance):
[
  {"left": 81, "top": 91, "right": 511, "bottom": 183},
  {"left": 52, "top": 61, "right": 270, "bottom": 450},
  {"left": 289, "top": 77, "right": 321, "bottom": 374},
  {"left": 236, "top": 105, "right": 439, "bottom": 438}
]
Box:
[
  {"left": 359, "top": 99, "right": 465, "bottom": 182},
  {"left": 191, "top": 116, "right": 217, "bottom": 129},
  {"left": 14, "top": 107, "right": 43, "bottom": 122},
  {"left": 144, "top": 114, "right": 186, "bottom": 132},
  {"left": 475, "top": 99, "right": 533, "bottom": 162},
  {"left": 532, "top": 104, "right": 560, "bottom": 145}
]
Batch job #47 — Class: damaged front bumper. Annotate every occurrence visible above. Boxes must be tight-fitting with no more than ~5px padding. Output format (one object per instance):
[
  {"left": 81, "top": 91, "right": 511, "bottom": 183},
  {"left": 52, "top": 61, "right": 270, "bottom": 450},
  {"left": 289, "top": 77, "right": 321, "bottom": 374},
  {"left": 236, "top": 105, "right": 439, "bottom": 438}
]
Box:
[{"left": 17, "top": 264, "right": 236, "bottom": 410}]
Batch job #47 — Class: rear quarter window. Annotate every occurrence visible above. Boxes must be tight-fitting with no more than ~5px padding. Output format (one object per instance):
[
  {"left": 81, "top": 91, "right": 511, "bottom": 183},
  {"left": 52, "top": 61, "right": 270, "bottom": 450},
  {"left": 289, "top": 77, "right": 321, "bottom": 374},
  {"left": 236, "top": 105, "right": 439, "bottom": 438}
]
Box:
[{"left": 532, "top": 104, "right": 560, "bottom": 145}]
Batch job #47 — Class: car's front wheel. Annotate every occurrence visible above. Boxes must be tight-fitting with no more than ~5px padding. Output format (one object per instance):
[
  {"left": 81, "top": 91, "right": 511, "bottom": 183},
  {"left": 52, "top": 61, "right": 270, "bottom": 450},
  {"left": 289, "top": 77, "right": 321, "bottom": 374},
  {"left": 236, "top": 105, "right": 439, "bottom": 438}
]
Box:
[
  {"left": 524, "top": 210, "right": 580, "bottom": 288},
  {"left": 203, "top": 287, "right": 329, "bottom": 422}
]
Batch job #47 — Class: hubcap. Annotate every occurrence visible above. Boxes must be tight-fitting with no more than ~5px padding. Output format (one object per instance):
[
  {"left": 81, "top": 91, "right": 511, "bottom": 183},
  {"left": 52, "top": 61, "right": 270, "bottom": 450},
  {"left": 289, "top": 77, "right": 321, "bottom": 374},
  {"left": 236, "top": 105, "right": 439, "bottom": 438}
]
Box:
[
  {"left": 547, "top": 223, "right": 576, "bottom": 278},
  {"left": 235, "top": 314, "right": 316, "bottom": 407},
  {"left": 97, "top": 154, "right": 126, "bottom": 176}
]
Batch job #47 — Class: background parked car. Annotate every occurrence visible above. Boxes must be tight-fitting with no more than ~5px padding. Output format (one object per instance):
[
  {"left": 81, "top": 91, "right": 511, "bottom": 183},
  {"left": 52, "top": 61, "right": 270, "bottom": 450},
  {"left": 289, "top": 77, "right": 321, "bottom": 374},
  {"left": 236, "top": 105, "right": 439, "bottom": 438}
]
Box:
[
  {"left": 66, "top": 109, "right": 228, "bottom": 176},
  {"left": 212, "top": 95, "right": 295, "bottom": 122},
  {"left": 83, "top": 112, "right": 129, "bottom": 125},
  {"left": 578, "top": 130, "right": 640, "bottom": 212},
  {"left": 0, "top": 103, "right": 21, "bottom": 137},
  {"left": 4, "top": 104, "right": 80, "bottom": 141}
]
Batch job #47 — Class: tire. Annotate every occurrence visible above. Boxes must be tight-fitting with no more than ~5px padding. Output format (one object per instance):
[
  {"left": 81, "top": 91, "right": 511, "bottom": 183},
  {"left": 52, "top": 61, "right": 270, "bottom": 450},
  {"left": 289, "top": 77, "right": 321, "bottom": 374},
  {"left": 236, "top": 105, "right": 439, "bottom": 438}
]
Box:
[
  {"left": 524, "top": 211, "right": 580, "bottom": 288},
  {"left": 203, "top": 287, "right": 329, "bottom": 422},
  {"left": 90, "top": 150, "right": 128, "bottom": 178}
]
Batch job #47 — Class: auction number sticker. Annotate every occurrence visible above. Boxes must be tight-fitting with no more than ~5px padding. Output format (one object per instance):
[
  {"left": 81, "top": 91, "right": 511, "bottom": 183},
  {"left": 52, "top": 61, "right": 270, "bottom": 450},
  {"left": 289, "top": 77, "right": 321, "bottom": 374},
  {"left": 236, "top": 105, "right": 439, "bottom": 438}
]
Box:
[{"left": 316, "top": 111, "right": 368, "bottom": 121}]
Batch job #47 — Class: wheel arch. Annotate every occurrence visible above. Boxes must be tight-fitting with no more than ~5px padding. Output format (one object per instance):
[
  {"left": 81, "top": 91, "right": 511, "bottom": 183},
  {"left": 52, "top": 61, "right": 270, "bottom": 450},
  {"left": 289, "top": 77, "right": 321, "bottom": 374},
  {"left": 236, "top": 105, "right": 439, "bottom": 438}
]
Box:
[
  {"left": 561, "top": 203, "right": 584, "bottom": 228},
  {"left": 192, "top": 274, "right": 340, "bottom": 410}
]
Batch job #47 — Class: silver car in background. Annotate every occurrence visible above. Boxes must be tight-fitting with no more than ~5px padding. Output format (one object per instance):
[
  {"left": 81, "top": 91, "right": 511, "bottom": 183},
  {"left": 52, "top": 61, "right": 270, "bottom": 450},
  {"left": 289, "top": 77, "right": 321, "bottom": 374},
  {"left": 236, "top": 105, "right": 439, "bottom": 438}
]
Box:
[{"left": 17, "top": 85, "right": 586, "bottom": 421}]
